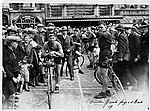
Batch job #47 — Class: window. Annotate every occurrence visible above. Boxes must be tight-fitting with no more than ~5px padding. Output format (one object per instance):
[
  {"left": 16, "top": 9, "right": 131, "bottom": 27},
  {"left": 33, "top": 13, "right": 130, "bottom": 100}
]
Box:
[
  {"left": 47, "top": 4, "right": 63, "bottom": 17},
  {"left": 99, "top": 5, "right": 112, "bottom": 16},
  {"left": 66, "top": 5, "right": 94, "bottom": 17}
]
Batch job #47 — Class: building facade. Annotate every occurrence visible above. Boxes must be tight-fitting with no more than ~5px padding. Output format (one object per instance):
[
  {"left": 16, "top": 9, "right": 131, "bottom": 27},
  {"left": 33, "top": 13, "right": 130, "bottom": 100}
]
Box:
[
  {"left": 114, "top": 4, "right": 149, "bottom": 24},
  {"left": 2, "top": 3, "right": 45, "bottom": 28},
  {"left": 2, "top": 3, "right": 149, "bottom": 28},
  {"left": 45, "top": 3, "right": 122, "bottom": 27}
]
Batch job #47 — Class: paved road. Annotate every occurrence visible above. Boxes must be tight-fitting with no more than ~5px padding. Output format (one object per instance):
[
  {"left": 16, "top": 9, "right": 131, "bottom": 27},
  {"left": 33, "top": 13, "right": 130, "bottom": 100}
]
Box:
[{"left": 2, "top": 55, "right": 149, "bottom": 111}]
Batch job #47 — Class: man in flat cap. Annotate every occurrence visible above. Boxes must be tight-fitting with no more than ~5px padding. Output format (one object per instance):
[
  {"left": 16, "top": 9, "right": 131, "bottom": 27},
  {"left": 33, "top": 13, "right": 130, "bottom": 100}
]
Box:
[
  {"left": 34, "top": 24, "right": 45, "bottom": 47},
  {"left": 3, "top": 36, "right": 21, "bottom": 108}
]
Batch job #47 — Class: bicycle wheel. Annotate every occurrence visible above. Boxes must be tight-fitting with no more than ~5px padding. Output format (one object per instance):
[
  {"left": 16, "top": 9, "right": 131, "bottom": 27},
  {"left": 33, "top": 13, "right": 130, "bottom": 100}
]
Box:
[
  {"left": 94, "top": 67, "right": 102, "bottom": 85},
  {"left": 47, "top": 68, "right": 52, "bottom": 109},
  {"left": 78, "top": 55, "right": 85, "bottom": 67},
  {"left": 111, "top": 73, "right": 126, "bottom": 98},
  {"left": 47, "top": 67, "right": 55, "bottom": 109}
]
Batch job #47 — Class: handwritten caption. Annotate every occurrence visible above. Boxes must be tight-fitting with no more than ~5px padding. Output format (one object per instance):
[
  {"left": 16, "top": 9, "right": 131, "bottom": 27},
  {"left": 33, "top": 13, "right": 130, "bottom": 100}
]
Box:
[{"left": 89, "top": 98, "right": 143, "bottom": 109}]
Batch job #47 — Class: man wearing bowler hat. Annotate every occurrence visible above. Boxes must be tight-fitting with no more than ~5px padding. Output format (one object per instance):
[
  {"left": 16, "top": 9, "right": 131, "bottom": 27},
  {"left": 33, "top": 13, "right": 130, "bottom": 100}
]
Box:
[
  {"left": 137, "top": 22, "right": 149, "bottom": 90},
  {"left": 115, "top": 24, "right": 138, "bottom": 90},
  {"left": 57, "top": 26, "right": 75, "bottom": 81},
  {"left": 139, "top": 21, "right": 149, "bottom": 63}
]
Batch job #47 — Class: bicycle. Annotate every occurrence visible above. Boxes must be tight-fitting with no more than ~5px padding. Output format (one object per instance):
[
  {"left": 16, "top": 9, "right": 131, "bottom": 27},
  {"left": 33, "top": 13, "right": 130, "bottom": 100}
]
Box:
[
  {"left": 65, "top": 45, "right": 85, "bottom": 77},
  {"left": 94, "top": 57, "right": 126, "bottom": 99},
  {"left": 42, "top": 56, "right": 56, "bottom": 109}
]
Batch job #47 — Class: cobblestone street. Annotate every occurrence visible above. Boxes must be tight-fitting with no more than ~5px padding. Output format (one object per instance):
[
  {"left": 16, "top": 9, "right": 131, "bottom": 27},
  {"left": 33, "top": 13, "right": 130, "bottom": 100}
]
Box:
[{"left": 2, "top": 55, "right": 148, "bottom": 111}]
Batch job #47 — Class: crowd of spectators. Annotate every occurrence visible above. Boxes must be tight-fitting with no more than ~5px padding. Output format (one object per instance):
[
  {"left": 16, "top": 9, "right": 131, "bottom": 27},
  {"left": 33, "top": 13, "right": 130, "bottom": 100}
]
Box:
[{"left": 2, "top": 19, "right": 149, "bottom": 108}]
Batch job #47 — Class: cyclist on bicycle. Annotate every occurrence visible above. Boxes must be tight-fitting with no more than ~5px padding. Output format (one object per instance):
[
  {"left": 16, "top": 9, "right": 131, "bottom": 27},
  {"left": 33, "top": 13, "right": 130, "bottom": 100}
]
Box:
[
  {"left": 94, "top": 22, "right": 113, "bottom": 99},
  {"left": 41, "top": 33, "right": 64, "bottom": 92}
]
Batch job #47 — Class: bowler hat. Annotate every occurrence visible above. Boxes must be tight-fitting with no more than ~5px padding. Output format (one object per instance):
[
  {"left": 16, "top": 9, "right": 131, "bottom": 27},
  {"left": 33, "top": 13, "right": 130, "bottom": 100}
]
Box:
[
  {"left": 115, "top": 24, "right": 125, "bottom": 31},
  {"left": 47, "top": 23, "right": 54, "bottom": 27},
  {"left": 7, "top": 27, "right": 18, "bottom": 34},
  {"left": 46, "top": 26, "right": 55, "bottom": 30},
  {"left": 5, "top": 36, "right": 21, "bottom": 42},
  {"left": 22, "top": 28, "right": 34, "bottom": 35},
  {"left": 37, "top": 24, "right": 44, "bottom": 27}
]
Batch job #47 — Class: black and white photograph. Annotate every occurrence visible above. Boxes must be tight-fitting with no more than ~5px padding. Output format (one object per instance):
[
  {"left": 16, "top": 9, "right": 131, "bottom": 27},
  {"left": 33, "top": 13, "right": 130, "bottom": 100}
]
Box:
[{"left": 1, "top": 1, "right": 149, "bottom": 111}]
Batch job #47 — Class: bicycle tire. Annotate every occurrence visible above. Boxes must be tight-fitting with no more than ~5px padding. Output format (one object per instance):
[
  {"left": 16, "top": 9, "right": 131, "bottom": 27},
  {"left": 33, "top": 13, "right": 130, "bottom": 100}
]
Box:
[
  {"left": 78, "top": 55, "right": 85, "bottom": 67},
  {"left": 47, "top": 67, "right": 55, "bottom": 109},
  {"left": 47, "top": 68, "right": 52, "bottom": 109},
  {"left": 111, "top": 73, "right": 126, "bottom": 98},
  {"left": 94, "top": 67, "right": 102, "bottom": 85}
]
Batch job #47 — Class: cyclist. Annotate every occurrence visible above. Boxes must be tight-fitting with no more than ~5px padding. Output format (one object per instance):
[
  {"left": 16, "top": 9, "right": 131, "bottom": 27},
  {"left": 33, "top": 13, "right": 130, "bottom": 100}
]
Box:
[
  {"left": 94, "top": 22, "right": 113, "bottom": 99},
  {"left": 41, "top": 33, "right": 64, "bottom": 92}
]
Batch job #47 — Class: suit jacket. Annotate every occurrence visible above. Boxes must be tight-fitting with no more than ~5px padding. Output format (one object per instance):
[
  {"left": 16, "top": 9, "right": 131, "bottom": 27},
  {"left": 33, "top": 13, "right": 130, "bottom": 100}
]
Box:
[
  {"left": 117, "top": 32, "right": 130, "bottom": 61},
  {"left": 128, "top": 32, "right": 140, "bottom": 61},
  {"left": 16, "top": 42, "right": 27, "bottom": 62},
  {"left": 140, "top": 31, "right": 149, "bottom": 62},
  {"left": 57, "top": 33, "right": 74, "bottom": 55},
  {"left": 3, "top": 45, "right": 20, "bottom": 79},
  {"left": 33, "top": 32, "right": 45, "bottom": 47}
]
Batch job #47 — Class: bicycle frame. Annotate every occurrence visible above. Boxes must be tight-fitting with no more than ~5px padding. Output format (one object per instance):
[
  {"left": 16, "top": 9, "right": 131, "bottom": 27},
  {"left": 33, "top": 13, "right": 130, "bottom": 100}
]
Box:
[
  {"left": 43, "top": 57, "right": 56, "bottom": 109},
  {"left": 105, "top": 60, "right": 126, "bottom": 99}
]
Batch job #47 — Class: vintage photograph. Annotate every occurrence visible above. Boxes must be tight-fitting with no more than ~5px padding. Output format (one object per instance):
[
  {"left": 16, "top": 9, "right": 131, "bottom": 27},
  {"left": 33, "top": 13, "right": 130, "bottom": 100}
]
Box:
[{"left": 2, "top": 2, "right": 149, "bottom": 111}]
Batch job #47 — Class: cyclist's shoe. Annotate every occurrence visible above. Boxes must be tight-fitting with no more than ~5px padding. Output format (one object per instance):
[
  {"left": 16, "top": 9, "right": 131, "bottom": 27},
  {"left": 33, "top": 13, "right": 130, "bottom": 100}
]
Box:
[
  {"left": 87, "top": 64, "right": 93, "bottom": 68},
  {"left": 79, "top": 70, "right": 84, "bottom": 74},
  {"left": 94, "top": 92, "right": 107, "bottom": 99}
]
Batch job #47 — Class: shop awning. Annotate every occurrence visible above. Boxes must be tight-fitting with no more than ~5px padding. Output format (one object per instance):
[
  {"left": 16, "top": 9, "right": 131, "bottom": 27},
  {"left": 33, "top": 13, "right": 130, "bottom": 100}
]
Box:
[
  {"left": 46, "top": 16, "right": 123, "bottom": 22},
  {"left": 120, "top": 15, "right": 149, "bottom": 24}
]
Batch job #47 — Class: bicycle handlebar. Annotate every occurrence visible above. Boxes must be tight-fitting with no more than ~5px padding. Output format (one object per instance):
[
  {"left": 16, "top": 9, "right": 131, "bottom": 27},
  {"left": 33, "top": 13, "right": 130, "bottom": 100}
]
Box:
[{"left": 102, "top": 57, "right": 117, "bottom": 66}]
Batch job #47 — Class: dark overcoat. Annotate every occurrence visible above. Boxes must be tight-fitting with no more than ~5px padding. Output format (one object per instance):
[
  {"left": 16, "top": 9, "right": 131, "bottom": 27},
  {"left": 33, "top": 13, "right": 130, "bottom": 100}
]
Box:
[{"left": 3, "top": 45, "right": 20, "bottom": 98}]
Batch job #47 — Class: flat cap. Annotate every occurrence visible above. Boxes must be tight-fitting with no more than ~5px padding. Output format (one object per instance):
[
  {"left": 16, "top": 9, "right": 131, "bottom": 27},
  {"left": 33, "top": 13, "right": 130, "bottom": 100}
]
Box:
[
  {"left": 5, "top": 36, "right": 21, "bottom": 42},
  {"left": 115, "top": 24, "right": 125, "bottom": 31}
]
